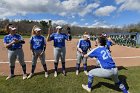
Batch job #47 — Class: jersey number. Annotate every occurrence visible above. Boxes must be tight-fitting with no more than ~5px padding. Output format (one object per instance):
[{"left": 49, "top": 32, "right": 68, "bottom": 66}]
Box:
[
  {"left": 101, "top": 50, "right": 111, "bottom": 60},
  {"left": 58, "top": 39, "right": 62, "bottom": 42}
]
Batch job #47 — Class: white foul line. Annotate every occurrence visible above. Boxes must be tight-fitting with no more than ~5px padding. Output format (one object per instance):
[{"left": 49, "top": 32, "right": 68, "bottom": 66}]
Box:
[{"left": 0, "top": 56, "right": 140, "bottom": 64}]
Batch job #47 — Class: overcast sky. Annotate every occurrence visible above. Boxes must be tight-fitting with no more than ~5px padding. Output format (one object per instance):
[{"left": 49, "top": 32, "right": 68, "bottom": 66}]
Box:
[{"left": 0, "top": 0, "right": 140, "bottom": 28}]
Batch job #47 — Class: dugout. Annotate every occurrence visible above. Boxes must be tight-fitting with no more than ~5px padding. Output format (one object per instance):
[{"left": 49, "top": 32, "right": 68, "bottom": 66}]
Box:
[{"left": 107, "top": 32, "right": 140, "bottom": 45}]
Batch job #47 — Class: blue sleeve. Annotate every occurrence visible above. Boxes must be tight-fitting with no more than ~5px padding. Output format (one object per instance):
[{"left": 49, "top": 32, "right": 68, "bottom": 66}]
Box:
[
  {"left": 50, "top": 33, "right": 54, "bottom": 40},
  {"left": 3, "top": 36, "right": 7, "bottom": 44},
  {"left": 89, "top": 40, "right": 91, "bottom": 48},
  {"left": 110, "top": 41, "right": 112, "bottom": 45},
  {"left": 64, "top": 33, "right": 68, "bottom": 40},
  {"left": 30, "top": 36, "right": 33, "bottom": 45},
  {"left": 19, "top": 35, "right": 23, "bottom": 40},
  {"left": 43, "top": 36, "right": 46, "bottom": 45},
  {"left": 87, "top": 49, "right": 97, "bottom": 58}
]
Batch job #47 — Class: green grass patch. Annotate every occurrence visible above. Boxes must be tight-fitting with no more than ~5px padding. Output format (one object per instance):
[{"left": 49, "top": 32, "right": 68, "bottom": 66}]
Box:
[
  {"left": 0, "top": 35, "right": 4, "bottom": 39},
  {"left": 0, "top": 66, "right": 140, "bottom": 93}
]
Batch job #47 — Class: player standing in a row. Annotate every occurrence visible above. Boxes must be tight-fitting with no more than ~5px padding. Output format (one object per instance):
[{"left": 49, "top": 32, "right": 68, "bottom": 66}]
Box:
[
  {"left": 3, "top": 24, "right": 27, "bottom": 80},
  {"left": 27, "top": 25, "right": 48, "bottom": 79},
  {"left": 76, "top": 32, "right": 91, "bottom": 75},
  {"left": 82, "top": 36, "right": 129, "bottom": 93},
  {"left": 47, "top": 26, "right": 72, "bottom": 77}
]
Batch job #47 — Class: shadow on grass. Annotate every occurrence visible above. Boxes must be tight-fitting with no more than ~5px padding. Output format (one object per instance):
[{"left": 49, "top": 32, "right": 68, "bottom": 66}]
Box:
[
  {"left": 32, "top": 65, "right": 128, "bottom": 76},
  {"left": 92, "top": 75, "right": 129, "bottom": 92},
  {"left": 27, "top": 65, "right": 129, "bottom": 92}
]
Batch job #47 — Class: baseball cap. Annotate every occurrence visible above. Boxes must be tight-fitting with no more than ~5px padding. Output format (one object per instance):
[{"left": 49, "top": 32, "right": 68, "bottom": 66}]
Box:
[
  {"left": 9, "top": 26, "right": 16, "bottom": 31},
  {"left": 102, "top": 33, "right": 107, "bottom": 37},
  {"left": 83, "top": 35, "right": 90, "bottom": 38},
  {"left": 34, "top": 27, "right": 41, "bottom": 32},
  {"left": 56, "top": 26, "right": 62, "bottom": 29}
]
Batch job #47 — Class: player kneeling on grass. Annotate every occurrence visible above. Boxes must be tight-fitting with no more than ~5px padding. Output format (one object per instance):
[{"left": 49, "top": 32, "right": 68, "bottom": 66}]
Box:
[
  {"left": 76, "top": 32, "right": 91, "bottom": 75},
  {"left": 27, "top": 26, "right": 48, "bottom": 79},
  {"left": 82, "top": 36, "right": 129, "bottom": 93},
  {"left": 3, "top": 24, "right": 27, "bottom": 80}
]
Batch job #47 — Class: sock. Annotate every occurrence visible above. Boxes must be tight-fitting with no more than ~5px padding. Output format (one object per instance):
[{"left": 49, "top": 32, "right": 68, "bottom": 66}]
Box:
[
  {"left": 54, "top": 62, "right": 58, "bottom": 72},
  {"left": 31, "top": 65, "right": 36, "bottom": 74},
  {"left": 62, "top": 62, "right": 65, "bottom": 71},
  {"left": 88, "top": 75, "right": 94, "bottom": 88},
  {"left": 43, "top": 64, "right": 48, "bottom": 72},
  {"left": 83, "top": 63, "right": 87, "bottom": 71},
  {"left": 10, "top": 66, "right": 15, "bottom": 75},
  {"left": 76, "top": 63, "right": 80, "bottom": 71},
  {"left": 116, "top": 81, "right": 128, "bottom": 93},
  {"left": 22, "top": 65, "right": 26, "bottom": 74}
]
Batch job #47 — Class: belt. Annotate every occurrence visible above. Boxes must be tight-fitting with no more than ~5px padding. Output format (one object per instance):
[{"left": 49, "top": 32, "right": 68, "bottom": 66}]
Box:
[
  {"left": 54, "top": 46, "right": 65, "bottom": 48},
  {"left": 8, "top": 48, "right": 21, "bottom": 51}
]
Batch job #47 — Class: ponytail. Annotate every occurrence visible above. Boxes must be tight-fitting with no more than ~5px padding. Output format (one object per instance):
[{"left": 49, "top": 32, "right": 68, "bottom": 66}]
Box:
[
  {"left": 5, "top": 24, "right": 12, "bottom": 34},
  {"left": 31, "top": 25, "right": 37, "bottom": 36}
]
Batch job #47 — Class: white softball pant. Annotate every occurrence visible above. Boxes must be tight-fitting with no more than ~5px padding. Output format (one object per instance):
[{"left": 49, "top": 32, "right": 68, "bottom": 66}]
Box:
[
  {"left": 8, "top": 48, "right": 26, "bottom": 67},
  {"left": 54, "top": 47, "right": 66, "bottom": 63},
  {"left": 32, "top": 50, "right": 46, "bottom": 65},
  {"left": 76, "top": 51, "right": 87, "bottom": 64},
  {"left": 88, "top": 67, "right": 119, "bottom": 83}
]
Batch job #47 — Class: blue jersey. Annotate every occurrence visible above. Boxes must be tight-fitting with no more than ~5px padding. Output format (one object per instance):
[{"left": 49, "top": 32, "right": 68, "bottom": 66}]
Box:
[
  {"left": 30, "top": 35, "right": 46, "bottom": 50},
  {"left": 87, "top": 46, "right": 116, "bottom": 69},
  {"left": 50, "top": 33, "right": 68, "bottom": 48},
  {"left": 77, "top": 39, "right": 91, "bottom": 53},
  {"left": 106, "top": 40, "right": 112, "bottom": 49},
  {"left": 3, "top": 34, "right": 23, "bottom": 49}
]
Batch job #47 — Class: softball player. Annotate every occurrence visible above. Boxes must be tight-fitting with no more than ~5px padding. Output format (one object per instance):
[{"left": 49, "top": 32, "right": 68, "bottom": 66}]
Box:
[
  {"left": 106, "top": 37, "right": 115, "bottom": 52},
  {"left": 3, "top": 24, "right": 27, "bottom": 80},
  {"left": 27, "top": 26, "right": 48, "bottom": 79},
  {"left": 47, "top": 26, "right": 71, "bottom": 77},
  {"left": 76, "top": 33, "right": 91, "bottom": 75},
  {"left": 82, "top": 36, "right": 129, "bottom": 93}
]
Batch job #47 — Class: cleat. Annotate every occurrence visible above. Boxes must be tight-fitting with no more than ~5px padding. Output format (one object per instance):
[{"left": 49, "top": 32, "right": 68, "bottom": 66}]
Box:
[
  {"left": 23, "top": 74, "right": 27, "bottom": 80},
  {"left": 45, "top": 72, "right": 48, "bottom": 78},
  {"left": 6, "top": 75, "right": 15, "bottom": 80},
  {"left": 76, "top": 70, "right": 79, "bottom": 75},
  {"left": 62, "top": 71, "right": 66, "bottom": 76},
  {"left": 27, "top": 73, "right": 34, "bottom": 79},
  {"left": 54, "top": 71, "right": 57, "bottom": 77},
  {"left": 82, "top": 84, "right": 91, "bottom": 92},
  {"left": 84, "top": 71, "right": 88, "bottom": 75}
]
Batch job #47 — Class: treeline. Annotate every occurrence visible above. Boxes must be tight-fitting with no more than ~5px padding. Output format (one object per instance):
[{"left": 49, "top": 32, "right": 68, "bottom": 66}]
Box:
[{"left": 0, "top": 19, "right": 140, "bottom": 36}]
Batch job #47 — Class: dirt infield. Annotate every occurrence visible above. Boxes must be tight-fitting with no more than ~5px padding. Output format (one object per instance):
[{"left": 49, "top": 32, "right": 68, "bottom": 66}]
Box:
[{"left": 0, "top": 38, "right": 140, "bottom": 76}]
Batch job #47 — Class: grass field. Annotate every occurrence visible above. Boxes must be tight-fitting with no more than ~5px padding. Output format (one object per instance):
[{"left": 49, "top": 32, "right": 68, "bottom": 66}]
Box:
[{"left": 0, "top": 66, "right": 140, "bottom": 93}]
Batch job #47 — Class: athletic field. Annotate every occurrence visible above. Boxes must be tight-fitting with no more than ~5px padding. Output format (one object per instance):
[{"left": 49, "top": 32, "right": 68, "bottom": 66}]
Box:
[{"left": 0, "top": 38, "right": 140, "bottom": 93}]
